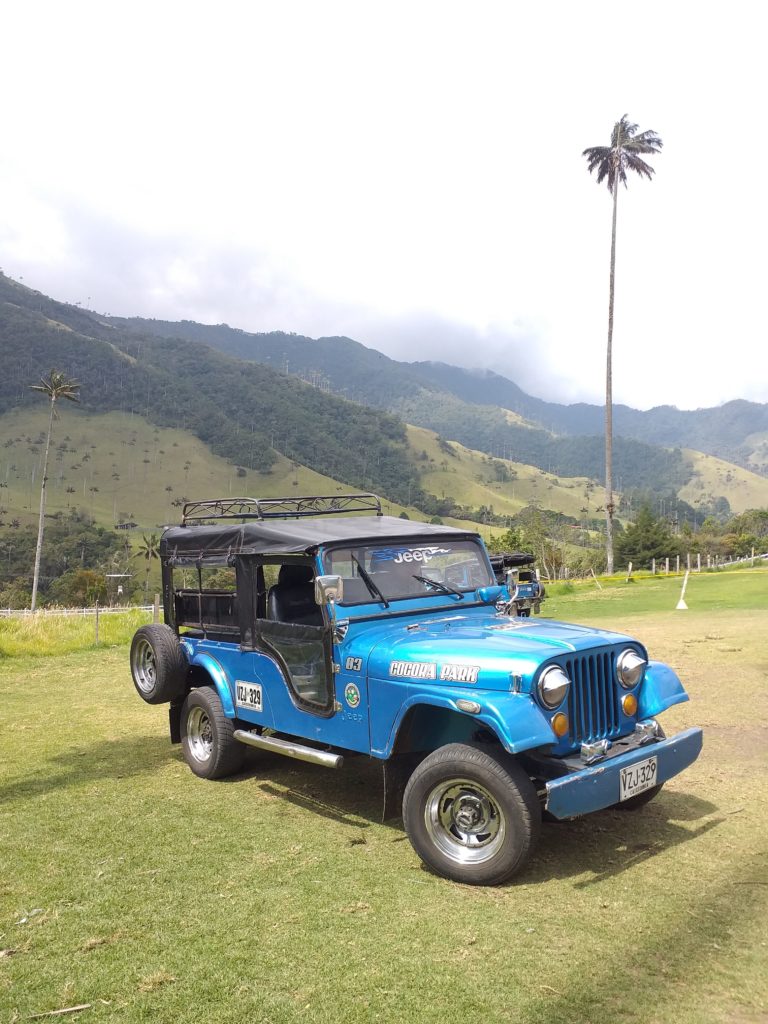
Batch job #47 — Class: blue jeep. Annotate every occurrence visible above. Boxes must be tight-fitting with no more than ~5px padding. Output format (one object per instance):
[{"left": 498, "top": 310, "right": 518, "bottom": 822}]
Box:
[{"left": 130, "top": 493, "right": 703, "bottom": 886}]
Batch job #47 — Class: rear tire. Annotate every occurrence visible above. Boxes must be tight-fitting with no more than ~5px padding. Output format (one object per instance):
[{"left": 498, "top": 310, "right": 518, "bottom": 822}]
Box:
[
  {"left": 180, "top": 687, "right": 246, "bottom": 780},
  {"left": 402, "top": 743, "right": 541, "bottom": 886},
  {"left": 130, "top": 624, "right": 187, "bottom": 704}
]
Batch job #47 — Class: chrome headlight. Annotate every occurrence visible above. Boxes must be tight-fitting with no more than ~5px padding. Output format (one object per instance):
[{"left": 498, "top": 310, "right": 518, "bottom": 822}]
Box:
[
  {"left": 616, "top": 649, "right": 647, "bottom": 689},
  {"left": 538, "top": 665, "right": 571, "bottom": 709}
]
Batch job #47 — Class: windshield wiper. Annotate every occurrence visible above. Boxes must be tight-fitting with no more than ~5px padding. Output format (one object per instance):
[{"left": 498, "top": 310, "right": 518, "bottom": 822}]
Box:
[
  {"left": 411, "top": 574, "right": 465, "bottom": 599},
  {"left": 351, "top": 555, "right": 390, "bottom": 608}
]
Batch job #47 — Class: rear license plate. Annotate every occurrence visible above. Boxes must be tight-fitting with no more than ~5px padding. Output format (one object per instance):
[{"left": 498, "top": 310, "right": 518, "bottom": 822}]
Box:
[
  {"left": 235, "top": 681, "right": 263, "bottom": 713},
  {"left": 619, "top": 755, "right": 658, "bottom": 801}
]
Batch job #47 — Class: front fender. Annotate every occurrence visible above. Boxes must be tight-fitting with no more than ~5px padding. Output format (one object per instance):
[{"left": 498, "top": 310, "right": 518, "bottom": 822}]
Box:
[
  {"left": 639, "top": 661, "right": 689, "bottom": 719},
  {"left": 185, "top": 650, "right": 236, "bottom": 717},
  {"left": 379, "top": 688, "right": 554, "bottom": 758}
]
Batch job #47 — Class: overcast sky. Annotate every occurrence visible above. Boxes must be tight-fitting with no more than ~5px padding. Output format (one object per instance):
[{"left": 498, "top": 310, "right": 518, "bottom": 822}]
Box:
[{"left": 1, "top": 1, "right": 765, "bottom": 411}]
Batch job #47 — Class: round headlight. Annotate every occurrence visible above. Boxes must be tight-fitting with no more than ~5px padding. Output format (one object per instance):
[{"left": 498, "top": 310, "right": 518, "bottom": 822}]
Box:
[
  {"left": 616, "top": 649, "right": 647, "bottom": 689},
  {"left": 538, "top": 665, "right": 571, "bottom": 709}
]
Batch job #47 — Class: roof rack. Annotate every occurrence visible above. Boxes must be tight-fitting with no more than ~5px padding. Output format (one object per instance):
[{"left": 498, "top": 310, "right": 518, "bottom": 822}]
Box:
[{"left": 181, "top": 493, "right": 383, "bottom": 525}]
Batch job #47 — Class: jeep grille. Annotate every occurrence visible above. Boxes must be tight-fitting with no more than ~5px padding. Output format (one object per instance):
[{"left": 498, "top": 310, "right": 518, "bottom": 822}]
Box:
[{"left": 561, "top": 650, "right": 622, "bottom": 744}]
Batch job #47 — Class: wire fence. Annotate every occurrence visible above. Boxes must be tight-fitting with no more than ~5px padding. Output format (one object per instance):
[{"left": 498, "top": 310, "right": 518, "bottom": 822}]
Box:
[
  {"left": 0, "top": 603, "right": 157, "bottom": 619},
  {"left": 638, "top": 551, "right": 768, "bottom": 575}
]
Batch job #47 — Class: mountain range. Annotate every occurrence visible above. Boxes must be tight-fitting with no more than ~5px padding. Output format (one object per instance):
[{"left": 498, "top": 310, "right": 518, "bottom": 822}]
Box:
[
  {"left": 1, "top": 271, "right": 767, "bottom": 526},
  {"left": 108, "top": 315, "right": 768, "bottom": 476}
]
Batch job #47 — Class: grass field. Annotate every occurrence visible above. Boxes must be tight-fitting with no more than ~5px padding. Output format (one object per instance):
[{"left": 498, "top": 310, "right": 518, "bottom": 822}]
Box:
[
  {"left": 1, "top": 578, "right": 767, "bottom": 1023},
  {"left": 0, "top": 609, "right": 153, "bottom": 659},
  {"left": 543, "top": 565, "right": 768, "bottom": 620}
]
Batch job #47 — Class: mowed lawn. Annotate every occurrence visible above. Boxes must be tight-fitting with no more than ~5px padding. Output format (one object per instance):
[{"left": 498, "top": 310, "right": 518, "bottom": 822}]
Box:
[{"left": 1, "top": 579, "right": 767, "bottom": 1023}]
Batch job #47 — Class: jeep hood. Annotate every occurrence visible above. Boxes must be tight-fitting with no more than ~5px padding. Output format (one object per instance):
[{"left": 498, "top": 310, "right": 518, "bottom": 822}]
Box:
[{"left": 359, "top": 611, "right": 640, "bottom": 690}]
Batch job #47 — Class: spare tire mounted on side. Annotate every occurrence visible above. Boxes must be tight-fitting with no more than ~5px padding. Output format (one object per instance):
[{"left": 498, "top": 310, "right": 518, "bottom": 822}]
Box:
[{"left": 130, "top": 624, "right": 188, "bottom": 704}]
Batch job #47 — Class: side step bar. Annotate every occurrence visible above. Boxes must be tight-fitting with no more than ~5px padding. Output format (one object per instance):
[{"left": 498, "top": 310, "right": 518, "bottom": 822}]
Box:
[{"left": 234, "top": 729, "right": 344, "bottom": 769}]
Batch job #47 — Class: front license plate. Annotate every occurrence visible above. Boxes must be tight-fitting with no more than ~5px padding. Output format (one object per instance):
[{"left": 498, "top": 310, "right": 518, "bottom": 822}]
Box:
[
  {"left": 619, "top": 755, "right": 658, "bottom": 801},
  {"left": 235, "top": 681, "right": 263, "bottom": 713}
]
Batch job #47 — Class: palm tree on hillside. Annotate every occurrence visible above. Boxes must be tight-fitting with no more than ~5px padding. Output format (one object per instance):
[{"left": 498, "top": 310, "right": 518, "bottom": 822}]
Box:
[
  {"left": 583, "top": 115, "right": 662, "bottom": 574},
  {"left": 29, "top": 371, "right": 81, "bottom": 610},
  {"left": 135, "top": 533, "right": 160, "bottom": 598}
]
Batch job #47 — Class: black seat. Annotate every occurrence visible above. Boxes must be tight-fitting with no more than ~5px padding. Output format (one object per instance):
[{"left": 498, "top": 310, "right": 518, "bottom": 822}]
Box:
[{"left": 267, "top": 564, "right": 322, "bottom": 626}]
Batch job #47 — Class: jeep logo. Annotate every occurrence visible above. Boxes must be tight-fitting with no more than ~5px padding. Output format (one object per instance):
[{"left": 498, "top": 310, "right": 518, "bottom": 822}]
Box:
[{"left": 393, "top": 546, "right": 448, "bottom": 565}]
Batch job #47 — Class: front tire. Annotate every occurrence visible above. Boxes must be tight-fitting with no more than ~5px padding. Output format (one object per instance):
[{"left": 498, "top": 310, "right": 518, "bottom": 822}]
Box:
[
  {"left": 180, "top": 687, "right": 246, "bottom": 780},
  {"left": 402, "top": 743, "right": 541, "bottom": 886}
]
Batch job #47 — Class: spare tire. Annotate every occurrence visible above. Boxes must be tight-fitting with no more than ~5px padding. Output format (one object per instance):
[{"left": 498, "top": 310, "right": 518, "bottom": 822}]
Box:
[{"left": 130, "top": 624, "right": 188, "bottom": 705}]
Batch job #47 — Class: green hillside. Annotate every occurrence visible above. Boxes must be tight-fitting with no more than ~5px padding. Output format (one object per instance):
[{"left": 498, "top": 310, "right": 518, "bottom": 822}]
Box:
[
  {"left": 745, "top": 431, "right": 768, "bottom": 473},
  {"left": 0, "top": 408, "right": 507, "bottom": 540},
  {"left": 0, "top": 408, "right": 349, "bottom": 532},
  {"left": 0, "top": 284, "right": 427, "bottom": 513},
  {"left": 2, "top": 273, "right": 765, "bottom": 528},
  {"left": 0, "top": 274, "right": 636, "bottom": 525},
  {"left": 407, "top": 425, "right": 594, "bottom": 520},
  {"left": 678, "top": 448, "right": 768, "bottom": 515},
  {"left": 112, "top": 314, "right": 768, "bottom": 465},
  {"left": 103, "top": 310, "right": 692, "bottom": 493},
  {"left": 407, "top": 362, "right": 768, "bottom": 465}
]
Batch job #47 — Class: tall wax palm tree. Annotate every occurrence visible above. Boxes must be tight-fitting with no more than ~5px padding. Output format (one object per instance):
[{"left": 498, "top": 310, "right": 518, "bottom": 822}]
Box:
[
  {"left": 583, "top": 115, "right": 662, "bottom": 574},
  {"left": 29, "top": 371, "right": 81, "bottom": 610},
  {"left": 134, "top": 533, "right": 160, "bottom": 597}
]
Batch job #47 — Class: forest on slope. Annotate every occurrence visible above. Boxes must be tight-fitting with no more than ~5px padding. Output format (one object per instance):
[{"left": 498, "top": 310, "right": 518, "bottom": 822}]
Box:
[
  {"left": 0, "top": 280, "right": 426, "bottom": 510},
  {"left": 106, "top": 314, "right": 694, "bottom": 493},
  {"left": 3, "top": 272, "right": 764, "bottom": 520}
]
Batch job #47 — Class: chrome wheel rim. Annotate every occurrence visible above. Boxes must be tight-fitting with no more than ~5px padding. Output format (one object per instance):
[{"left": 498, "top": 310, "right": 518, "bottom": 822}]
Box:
[
  {"left": 132, "top": 638, "right": 156, "bottom": 694},
  {"left": 187, "top": 707, "right": 213, "bottom": 763},
  {"left": 424, "top": 778, "right": 505, "bottom": 865}
]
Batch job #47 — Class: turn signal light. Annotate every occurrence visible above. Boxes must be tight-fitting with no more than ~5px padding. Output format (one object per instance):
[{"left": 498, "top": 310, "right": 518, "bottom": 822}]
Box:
[
  {"left": 552, "top": 712, "right": 569, "bottom": 738},
  {"left": 622, "top": 693, "right": 638, "bottom": 716}
]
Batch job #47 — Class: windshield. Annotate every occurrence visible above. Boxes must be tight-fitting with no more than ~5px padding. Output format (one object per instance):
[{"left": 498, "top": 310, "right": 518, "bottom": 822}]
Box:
[{"left": 322, "top": 539, "right": 494, "bottom": 605}]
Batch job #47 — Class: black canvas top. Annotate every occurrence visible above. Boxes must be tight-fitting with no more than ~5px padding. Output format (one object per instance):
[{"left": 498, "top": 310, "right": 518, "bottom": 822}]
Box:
[{"left": 160, "top": 515, "right": 479, "bottom": 565}]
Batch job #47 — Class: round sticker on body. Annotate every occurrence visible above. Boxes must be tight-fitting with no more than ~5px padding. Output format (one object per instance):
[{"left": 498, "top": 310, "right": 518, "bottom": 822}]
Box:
[{"left": 344, "top": 682, "right": 361, "bottom": 709}]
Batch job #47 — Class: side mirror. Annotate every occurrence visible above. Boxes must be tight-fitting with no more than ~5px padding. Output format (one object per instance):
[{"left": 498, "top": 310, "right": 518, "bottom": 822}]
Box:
[{"left": 315, "top": 575, "right": 344, "bottom": 606}]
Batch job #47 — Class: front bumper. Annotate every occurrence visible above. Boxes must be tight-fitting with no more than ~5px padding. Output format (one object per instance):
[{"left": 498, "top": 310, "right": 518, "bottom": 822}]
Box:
[{"left": 544, "top": 726, "right": 703, "bottom": 819}]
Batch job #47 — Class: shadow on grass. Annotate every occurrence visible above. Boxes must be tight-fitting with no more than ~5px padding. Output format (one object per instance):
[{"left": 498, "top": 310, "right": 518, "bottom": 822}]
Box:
[
  {"left": 225, "top": 754, "right": 723, "bottom": 886},
  {"left": 531, "top": 790, "right": 723, "bottom": 887},
  {"left": 241, "top": 752, "right": 385, "bottom": 829},
  {"left": 3, "top": 732, "right": 724, "bottom": 892},
  {"left": 0, "top": 733, "right": 172, "bottom": 804}
]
